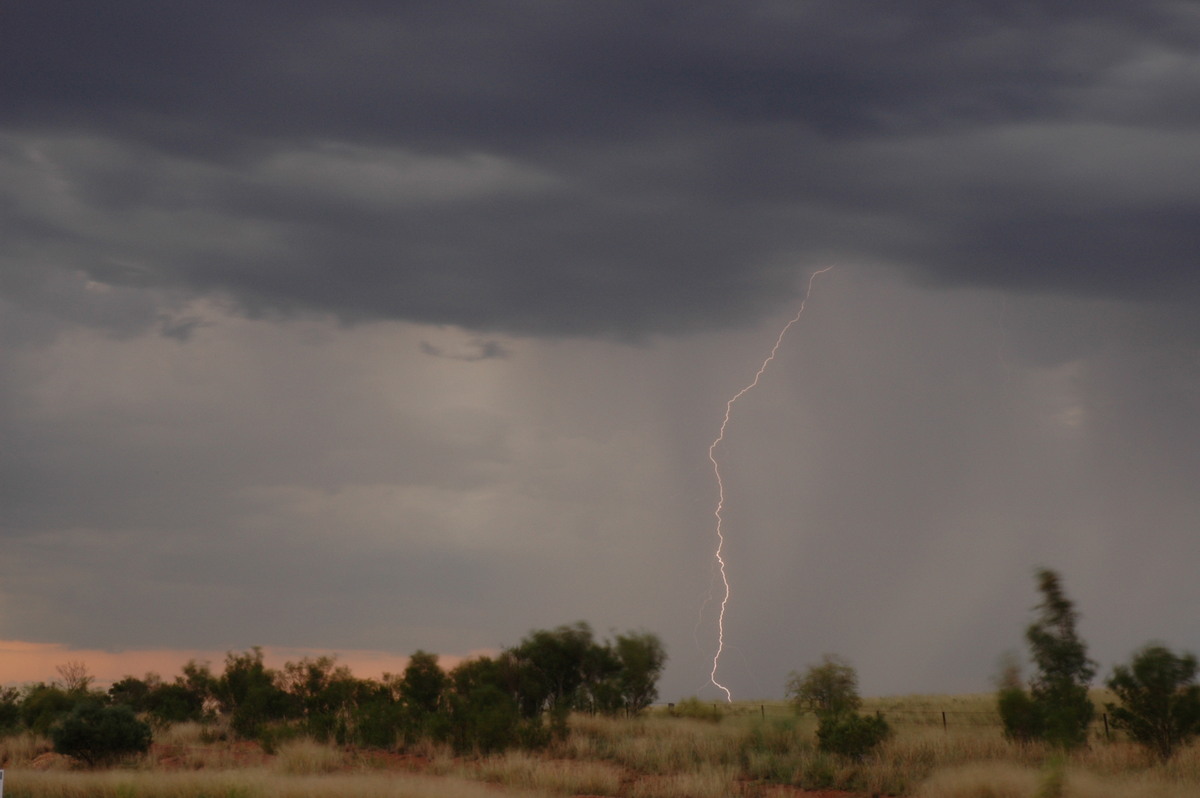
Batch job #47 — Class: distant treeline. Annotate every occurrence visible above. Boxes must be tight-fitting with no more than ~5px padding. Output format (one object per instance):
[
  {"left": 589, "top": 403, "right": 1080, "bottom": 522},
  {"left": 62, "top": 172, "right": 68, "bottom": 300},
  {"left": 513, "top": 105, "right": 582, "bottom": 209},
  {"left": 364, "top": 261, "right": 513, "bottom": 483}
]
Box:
[{"left": 0, "top": 621, "right": 665, "bottom": 754}]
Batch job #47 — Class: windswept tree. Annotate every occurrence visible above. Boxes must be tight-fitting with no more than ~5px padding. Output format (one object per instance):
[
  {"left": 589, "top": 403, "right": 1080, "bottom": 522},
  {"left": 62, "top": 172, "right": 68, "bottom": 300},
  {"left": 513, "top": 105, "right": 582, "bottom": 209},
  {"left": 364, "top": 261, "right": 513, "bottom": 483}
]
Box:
[
  {"left": 999, "top": 567, "right": 1096, "bottom": 749},
  {"left": 1107, "top": 644, "right": 1200, "bottom": 761}
]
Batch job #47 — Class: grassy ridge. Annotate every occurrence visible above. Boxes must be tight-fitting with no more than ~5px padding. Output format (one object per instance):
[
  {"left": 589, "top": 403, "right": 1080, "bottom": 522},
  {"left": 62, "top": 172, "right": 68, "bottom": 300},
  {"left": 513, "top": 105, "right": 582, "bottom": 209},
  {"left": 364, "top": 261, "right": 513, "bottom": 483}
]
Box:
[{"left": 2, "top": 692, "right": 1199, "bottom": 797}]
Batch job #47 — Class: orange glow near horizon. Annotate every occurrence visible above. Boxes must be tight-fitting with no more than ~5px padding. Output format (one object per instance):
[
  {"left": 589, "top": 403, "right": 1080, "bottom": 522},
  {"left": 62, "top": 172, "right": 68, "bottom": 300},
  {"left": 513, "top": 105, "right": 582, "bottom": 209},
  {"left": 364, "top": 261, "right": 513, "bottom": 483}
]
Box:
[{"left": 0, "top": 639, "right": 495, "bottom": 687}]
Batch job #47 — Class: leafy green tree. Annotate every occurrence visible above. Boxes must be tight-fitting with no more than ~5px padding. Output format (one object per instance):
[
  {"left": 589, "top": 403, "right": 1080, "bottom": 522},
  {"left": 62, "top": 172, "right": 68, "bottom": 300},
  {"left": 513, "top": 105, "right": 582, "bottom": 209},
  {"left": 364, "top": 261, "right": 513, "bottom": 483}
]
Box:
[
  {"left": 397, "top": 650, "right": 450, "bottom": 743},
  {"left": 108, "top": 675, "right": 158, "bottom": 712},
  {"left": 280, "top": 655, "right": 358, "bottom": 742},
  {"left": 20, "top": 683, "right": 78, "bottom": 735},
  {"left": 612, "top": 631, "right": 666, "bottom": 716},
  {"left": 508, "top": 621, "right": 602, "bottom": 717},
  {"left": 399, "top": 650, "right": 447, "bottom": 716},
  {"left": 350, "top": 679, "right": 403, "bottom": 748},
  {"left": 578, "top": 637, "right": 622, "bottom": 716},
  {"left": 145, "top": 681, "right": 207, "bottom": 725},
  {"left": 0, "top": 686, "right": 21, "bottom": 733},
  {"left": 178, "top": 659, "right": 217, "bottom": 702},
  {"left": 51, "top": 702, "right": 152, "bottom": 766},
  {"left": 1106, "top": 644, "right": 1200, "bottom": 761},
  {"left": 448, "top": 656, "right": 523, "bottom": 754},
  {"left": 214, "top": 647, "right": 294, "bottom": 739},
  {"left": 786, "top": 654, "right": 862, "bottom": 718},
  {"left": 1022, "top": 568, "right": 1096, "bottom": 749}
]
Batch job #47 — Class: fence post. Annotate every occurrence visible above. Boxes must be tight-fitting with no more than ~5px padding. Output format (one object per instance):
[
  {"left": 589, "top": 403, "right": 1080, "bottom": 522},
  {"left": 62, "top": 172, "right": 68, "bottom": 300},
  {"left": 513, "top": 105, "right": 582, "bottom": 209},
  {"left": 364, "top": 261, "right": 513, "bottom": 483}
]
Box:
[
  {"left": 942, "top": 711, "right": 947, "bottom": 732},
  {"left": 761, "top": 705, "right": 765, "bottom": 720}
]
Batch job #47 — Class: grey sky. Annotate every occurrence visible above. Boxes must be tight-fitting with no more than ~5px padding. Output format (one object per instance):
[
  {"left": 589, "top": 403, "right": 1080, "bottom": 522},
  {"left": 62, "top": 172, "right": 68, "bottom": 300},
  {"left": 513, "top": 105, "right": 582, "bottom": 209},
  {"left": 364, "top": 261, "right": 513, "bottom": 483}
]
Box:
[{"left": 2, "top": 2, "right": 1198, "bottom": 699}]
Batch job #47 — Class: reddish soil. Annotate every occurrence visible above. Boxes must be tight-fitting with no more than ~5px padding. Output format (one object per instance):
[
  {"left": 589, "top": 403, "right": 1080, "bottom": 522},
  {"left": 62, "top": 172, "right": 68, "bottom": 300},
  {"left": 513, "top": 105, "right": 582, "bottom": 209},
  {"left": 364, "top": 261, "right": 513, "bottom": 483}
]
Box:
[
  {"left": 755, "top": 790, "right": 863, "bottom": 798},
  {"left": 149, "top": 740, "right": 272, "bottom": 769}
]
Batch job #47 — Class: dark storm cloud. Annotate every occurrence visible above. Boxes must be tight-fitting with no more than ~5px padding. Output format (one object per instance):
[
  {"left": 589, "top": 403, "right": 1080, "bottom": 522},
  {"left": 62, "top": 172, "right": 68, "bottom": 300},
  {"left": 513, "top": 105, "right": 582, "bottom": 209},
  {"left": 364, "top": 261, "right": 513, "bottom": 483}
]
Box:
[{"left": 3, "top": 1, "right": 1199, "bottom": 337}]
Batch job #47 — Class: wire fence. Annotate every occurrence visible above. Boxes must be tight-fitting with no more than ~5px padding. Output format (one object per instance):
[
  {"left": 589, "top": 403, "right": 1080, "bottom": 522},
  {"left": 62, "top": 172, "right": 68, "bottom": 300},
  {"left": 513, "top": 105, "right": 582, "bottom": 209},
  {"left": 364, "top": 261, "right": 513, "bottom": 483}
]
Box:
[{"left": 723, "top": 703, "right": 1119, "bottom": 738}]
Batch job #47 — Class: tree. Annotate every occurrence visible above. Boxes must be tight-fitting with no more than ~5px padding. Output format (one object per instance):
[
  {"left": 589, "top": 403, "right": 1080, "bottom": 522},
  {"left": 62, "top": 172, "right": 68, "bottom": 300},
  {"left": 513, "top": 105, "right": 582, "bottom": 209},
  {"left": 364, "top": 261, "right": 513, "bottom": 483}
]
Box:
[
  {"left": 279, "top": 655, "right": 358, "bottom": 742},
  {"left": 398, "top": 650, "right": 447, "bottom": 716},
  {"left": 999, "top": 568, "right": 1096, "bottom": 749},
  {"left": 1026, "top": 568, "right": 1096, "bottom": 748},
  {"left": 786, "top": 654, "right": 862, "bottom": 718},
  {"left": 612, "top": 631, "right": 666, "bottom": 716},
  {"left": 397, "top": 650, "right": 450, "bottom": 743},
  {"left": 350, "top": 679, "right": 403, "bottom": 749},
  {"left": 51, "top": 702, "right": 152, "bottom": 766},
  {"left": 0, "top": 686, "right": 21, "bottom": 733},
  {"left": 447, "top": 656, "right": 523, "bottom": 753},
  {"left": 1106, "top": 644, "right": 1200, "bottom": 761},
  {"left": 20, "top": 683, "right": 78, "bottom": 735},
  {"left": 786, "top": 655, "right": 888, "bottom": 759},
  {"left": 507, "top": 621, "right": 608, "bottom": 719},
  {"left": 214, "top": 647, "right": 294, "bottom": 739},
  {"left": 109, "top": 675, "right": 155, "bottom": 711},
  {"left": 56, "top": 661, "right": 94, "bottom": 694}
]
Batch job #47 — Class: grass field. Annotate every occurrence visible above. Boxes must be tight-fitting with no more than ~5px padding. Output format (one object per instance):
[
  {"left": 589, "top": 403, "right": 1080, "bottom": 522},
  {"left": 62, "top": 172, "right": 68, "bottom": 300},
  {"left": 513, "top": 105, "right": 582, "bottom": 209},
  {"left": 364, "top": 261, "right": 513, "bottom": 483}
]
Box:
[{"left": 2, "top": 692, "right": 1198, "bottom": 797}]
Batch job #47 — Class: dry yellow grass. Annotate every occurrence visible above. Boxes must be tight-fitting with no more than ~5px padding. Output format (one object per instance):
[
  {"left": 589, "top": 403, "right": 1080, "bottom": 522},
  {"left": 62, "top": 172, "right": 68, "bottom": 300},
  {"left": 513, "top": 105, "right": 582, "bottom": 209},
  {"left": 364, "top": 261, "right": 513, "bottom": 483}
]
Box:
[
  {"left": 2, "top": 768, "right": 559, "bottom": 798},
  {"left": 270, "top": 739, "right": 345, "bottom": 775},
  {"left": 624, "top": 765, "right": 739, "bottom": 798},
  {"left": 473, "top": 749, "right": 624, "bottom": 795},
  {"left": 567, "top": 713, "right": 745, "bottom": 775},
  {"left": 913, "top": 762, "right": 1041, "bottom": 798},
  {"left": 0, "top": 733, "right": 52, "bottom": 767}
]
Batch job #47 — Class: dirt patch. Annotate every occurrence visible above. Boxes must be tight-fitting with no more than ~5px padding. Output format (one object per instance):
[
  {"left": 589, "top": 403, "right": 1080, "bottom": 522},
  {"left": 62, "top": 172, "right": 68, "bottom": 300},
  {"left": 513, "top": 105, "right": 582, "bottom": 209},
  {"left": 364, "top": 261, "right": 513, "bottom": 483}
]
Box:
[
  {"left": 757, "top": 790, "right": 863, "bottom": 798},
  {"left": 28, "top": 752, "right": 74, "bottom": 770}
]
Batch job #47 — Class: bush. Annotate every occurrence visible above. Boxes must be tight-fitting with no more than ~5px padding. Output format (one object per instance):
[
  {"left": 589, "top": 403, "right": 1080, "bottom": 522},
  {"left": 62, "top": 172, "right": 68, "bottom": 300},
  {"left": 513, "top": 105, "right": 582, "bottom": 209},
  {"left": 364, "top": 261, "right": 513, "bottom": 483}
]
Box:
[
  {"left": 998, "top": 684, "right": 1042, "bottom": 743},
  {"left": 51, "top": 702, "right": 152, "bottom": 766},
  {"left": 816, "top": 711, "right": 891, "bottom": 760},
  {"left": 1106, "top": 644, "right": 1200, "bottom": 761}
]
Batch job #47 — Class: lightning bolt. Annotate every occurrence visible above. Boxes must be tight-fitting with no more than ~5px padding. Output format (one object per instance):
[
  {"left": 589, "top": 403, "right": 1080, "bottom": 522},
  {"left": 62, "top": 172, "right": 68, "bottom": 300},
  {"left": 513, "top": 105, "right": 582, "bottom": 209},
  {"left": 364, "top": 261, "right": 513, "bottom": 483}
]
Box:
[{"left": 707, "top": 266, "right": 833, "bottom": 701}]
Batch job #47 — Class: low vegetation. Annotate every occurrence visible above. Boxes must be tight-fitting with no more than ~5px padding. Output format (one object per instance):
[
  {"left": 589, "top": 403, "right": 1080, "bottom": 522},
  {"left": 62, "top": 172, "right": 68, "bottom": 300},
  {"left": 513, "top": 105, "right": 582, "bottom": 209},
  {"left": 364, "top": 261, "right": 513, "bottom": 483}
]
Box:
[
  {"left": 2, "top": 583, "right": 1199, "bottom": 796},
  {"left": 1, "top": 697, "right": 1200, "bottom": 797}
]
